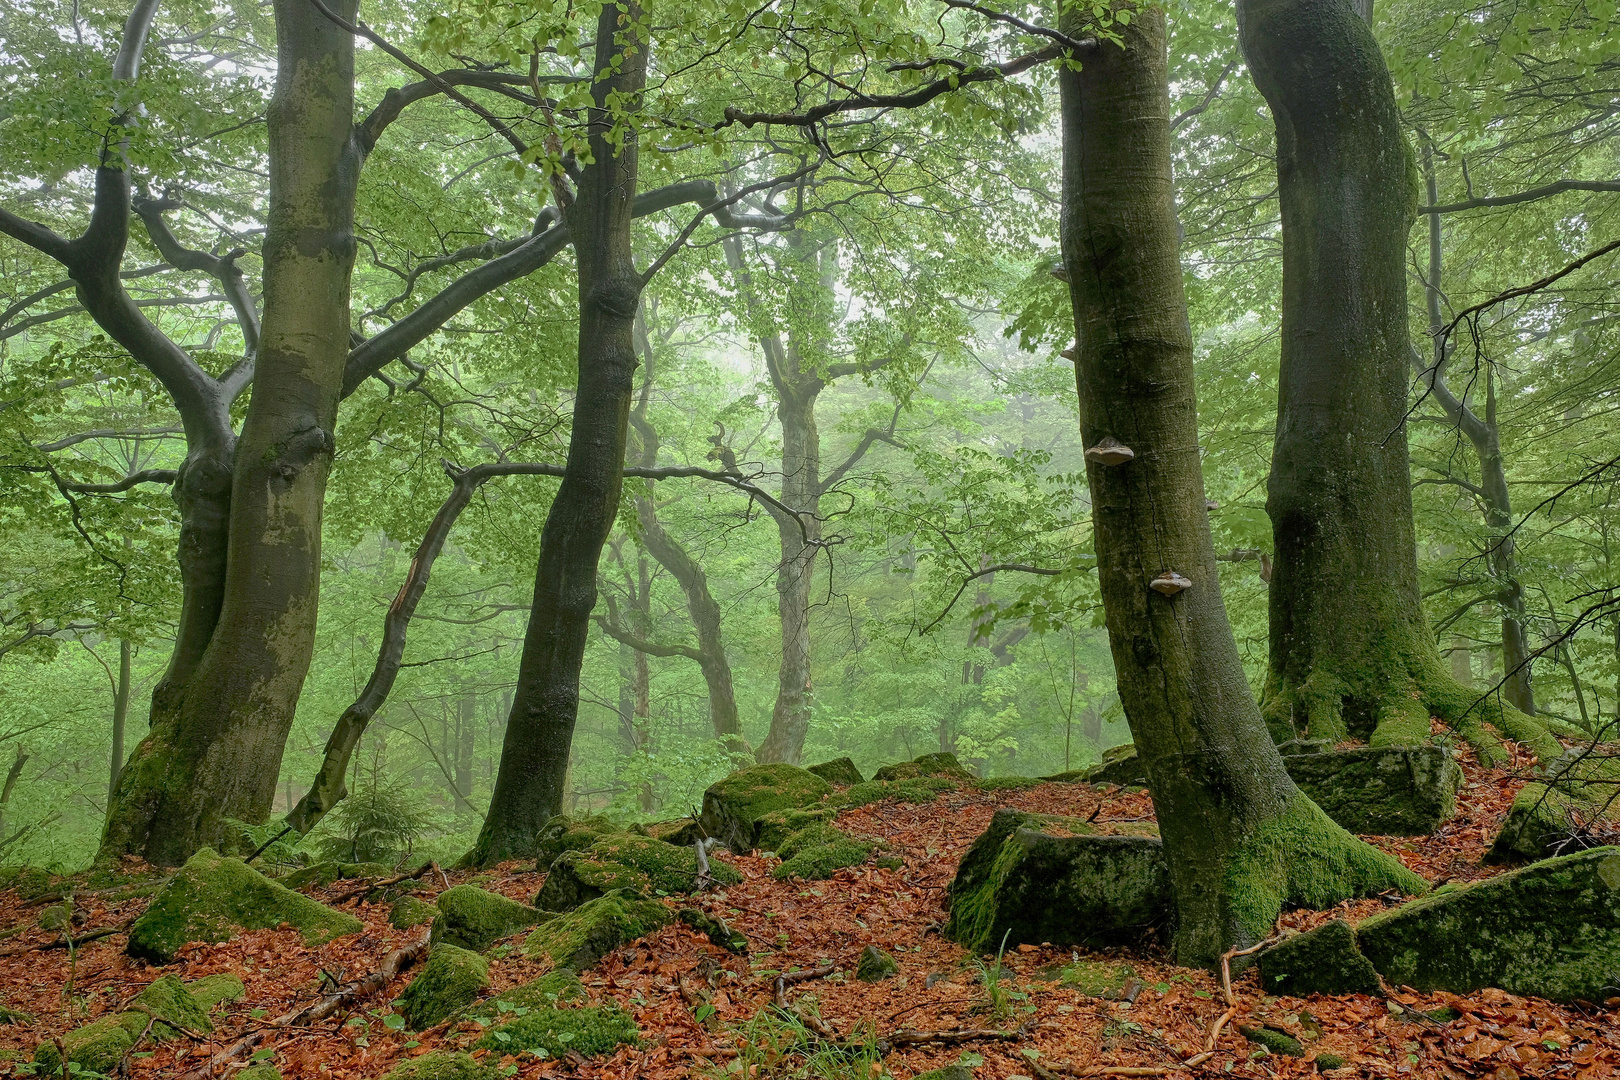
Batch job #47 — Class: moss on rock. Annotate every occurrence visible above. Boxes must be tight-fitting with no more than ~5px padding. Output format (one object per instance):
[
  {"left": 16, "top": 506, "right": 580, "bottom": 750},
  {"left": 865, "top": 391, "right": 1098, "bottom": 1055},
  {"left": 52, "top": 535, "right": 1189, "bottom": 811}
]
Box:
[
  {"left": 837, "top": 776, "right": 954, "bottom": 809},
  {"left": 873, "top": 752, "right": 972, "bottom": 782},
  {"left": 774, "top": 822, "right": 847, "bottom": 861},
  {"left": 523, "top": 889, "right": 671, "bottom": 970},
  {"left": 398, "top": 943, "right": 490, "bottom": 1029},
  {"left": 126, "top": 847, "right": 362, "bottom": 964},
  {"left": 629, "top": 818, "right": 703, "bottom": 847},
  {"left": 470, "top": 970, "right": 586, "bottom": 1021},
  {"left": 390, "top": 895, "right": 439, "bottom": 930},
  {"left": 536, "top": 834, "right": 739, "bottom": 911},
  {"left": 1356, "top": 845, "right": 1620, "bottom": 1002},
  {"left": 1238, "top": 1024, "right": 1305, "bottom": 1057},
  {"left": 431, "top": 885, "right": 547, "bottom": 952},
  {"left": 474, "top": 1002, "right": 639, "bottom": 1058},
  {"left": 677, "top": 907, "right": 748, "bottom": 953},
  {"left": 698, "top": 763, "right": 832, "bottom": 852},
  {"left": 974, "top": 775, "right": 1043, "bottom": 792},
  {"left": 806, "top": 757, "right": 864, "bottom": 785},
  {"left": 754, "top": 807, "right": 836, "bottom": 852},
  {"left": 382, "top": 1051, "right": 498, "bottom": 1080},
  {"left": 1258, "top": 920, "right": 1382, "bottom": 996},
  {"left": 1282, "top": 745, "right": 1461, "bottom": 835},
  {"left": 944, "top": 811, "right": 1170, "bottom": 953},
  {"left": 1057, "top": 960, "right": 1137, "bottom": 998},
  {"left": 279, "top": 861, "right": 391, "bottom": 892},
  {"left": 187, "top": 972, "right": 247, "bottom": 1011},
  {"left": 238, "top": 1065, "right": 283, "bottom": 1080},
  {"left": 34, "top": 1012, "right": 147, "bottom": 1073},
  {"left": 856, "top": 944, "right": 898, "bottom": 982},
  {"left": 131, "top": 973, "right": 214, "bottom": 1036},
  {"left": 773, "top": 837, "right": 877, "bottom": 880},
  {"left": 1488, "top": 752, "right": 1620, "bottom": 864},
  {"left": 534, "top": 814, "right": 623, "bottom": 869}
]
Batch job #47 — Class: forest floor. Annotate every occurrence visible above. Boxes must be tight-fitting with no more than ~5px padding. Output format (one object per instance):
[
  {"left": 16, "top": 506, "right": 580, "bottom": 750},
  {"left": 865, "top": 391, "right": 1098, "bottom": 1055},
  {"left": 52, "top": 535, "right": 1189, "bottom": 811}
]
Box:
[{"left": 2, "top": 744, "right": 1617, "bottom": 1080}]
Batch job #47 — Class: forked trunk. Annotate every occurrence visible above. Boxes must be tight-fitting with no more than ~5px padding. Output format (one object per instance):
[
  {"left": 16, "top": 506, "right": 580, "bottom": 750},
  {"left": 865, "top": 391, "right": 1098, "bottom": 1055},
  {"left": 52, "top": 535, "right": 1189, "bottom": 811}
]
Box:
[{"left": 1059, "top": 6, "right": 1423, "bottom": 967}]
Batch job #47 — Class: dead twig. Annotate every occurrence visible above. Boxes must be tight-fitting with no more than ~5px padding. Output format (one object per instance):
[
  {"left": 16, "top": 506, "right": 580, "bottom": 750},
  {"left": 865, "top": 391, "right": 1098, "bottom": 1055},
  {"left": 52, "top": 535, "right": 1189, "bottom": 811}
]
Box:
[
  {"left": 1182, "top": 935, "right": 1279, "bottom": 1069},
  {"left": 176, "top": 932, "right": 431, "bottom": 1079},
  {"left": 0, "top": 925, "right": 120, "bottom": 956},
  {"left": 329, "top": 861, "right": 437, "bottom": 905}
]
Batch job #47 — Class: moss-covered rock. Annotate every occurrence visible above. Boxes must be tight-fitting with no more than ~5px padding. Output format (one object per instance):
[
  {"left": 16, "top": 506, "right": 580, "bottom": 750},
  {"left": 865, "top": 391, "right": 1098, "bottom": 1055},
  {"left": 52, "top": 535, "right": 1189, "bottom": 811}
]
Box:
[
  {"left": 677, "top": 907, "right": 749, "bottom": 953},
  {"left": 806, "top": 757, "right": 864, "bottom": 786},
  {"left": 1315, "top": 1052, "right": 1348, "bottom": 1070},
  {"left": 974, "top": 775, "right": 1043, "bottom": 792},
  {"left": 130, "top": 973, "right": 214, "bottom": 1036},
  {"left": 775, "top": 822, "right": 847, "bottom": 861},
  {"left": 391, "top": 895, "right": 439, "bottom": 930},
  {"left": 1356, "top": 845, "right": 1620, "bottom": 1002},
  {"left": 187, "top": 972, "right": 247, "bottom": 1011},
  {"left": 773, "top": 836, "right": 877, "bottom": 880},
  {"left": 382, "top": 1051, "right": 498, "bottom": 1080},
  {"left": 944, "top": 810, "right": 1169, "bottom": 952},
  {"left": 872, "top": 752, "right": 971, "bottom": 783},
  {"left": 37, "top": 901, "right": 71, "bottom": 931},
  {"left": 1083, "top": 744, "right": 1149, "bottom": 786},
  {"left": 1282, "top": 746, "right": 1461, "bottom": 835},
  {"left": 754, "top": 807, "right": 837, "bottom": 852},
  {"left": 431, "top": 885, "right": 547, "bottom": 952},
  {"left": 279, "top": 861, "right": 391, "bottom": 891},
  {"left": 1258, "top": 920, "right": 1382, "bottom": 997},
  {"left": 535, "top": 833, "right": 739, "bottom": 911},
  {"left": 1487, "top": 751, "right": 1620, "bottom": 863},
  {"left": 856, "top": 944, "right": 898, "bottom": 982},
  {"left": 238, "top": 1065, "right": 283, "bottom": 1080},
  {"left": 523, "top": 889, "right": 671, "bottom": 970},
  {"left": 473, "top": 1002, "right": 639, "bottom": 1058},
  {"left": 837, "top": 776, "right": 955, "bottom": 808},
  {"left": 1056, "top": 960, "right": 1138, "bottom": 999},
  {"left": 126, "top": 847, "right": 362, "bottom": 964},
  {"left": 534, "top": 814, "right": 623, "bottom": 869},
  {"left": 629, "top": 818, "right": 703, "bottom": 847},
  {"left": 1238, "top": 1024, "right": 1305, "bottom": 1057},
  {"left": 398, "top": 943, "right": 490, "bottom": 1029},
  {"left": 0, "top": 1005, "right": 35, "bottom": 1025},
  {"left": 34, "top": 1012, "right": 148, "bottom": 1073},
  {"left": 698, "top": 763, "right": 832, "bottom": 853},
  {"left": 470, "top": 970, "right": 586, "bottom": 1020}
]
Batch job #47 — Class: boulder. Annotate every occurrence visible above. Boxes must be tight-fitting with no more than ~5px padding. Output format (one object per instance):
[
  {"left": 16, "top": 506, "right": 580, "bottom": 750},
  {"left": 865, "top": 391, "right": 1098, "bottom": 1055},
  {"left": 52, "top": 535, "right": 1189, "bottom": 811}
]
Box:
[
  {"left": 1356, "top": 846, "right": 1620, "bottom": 1001},
  {"left": 473, "top": 1002, "right": 639, "bottom": 1057},
  {"left": 383, "top": 1052, "right": 498, "bottom": 1080},
  {"left": 944, "top": 809, "right": 1169, "bottom": 952},
  {"left": 398, "top": 943, "right": 490, "bottom": 1029},
  {"left": 1258, "top": 919, "right": 1382, "bottom": 997},
  {"left": 754, "top": 806, "right": 837, "bottom": 852},
  {"left": 872, "top": 752, "right": 971, "bottom": 783},
  {"left": 1237, "top": 1024, "right": 1305, "bottom": 1057},
  {"left": 806, "top": 757, "right": 864, "bottom": 785},
  {"left": 279, "top": 861, "right": 391, "bottom": 892},
  {"left": 856, "top": 944, "right": 898, "bottom": 982},
  {"left": 773, "top": 830, "right": 877, "bottom": 881},
  {"left": 1257, "top": 847, "right": 1620, "bottom": 1002},
  {"left": 533, "top": 814, "right": 624, "bottom": 869},
  {"left": 838, "top": 775, "right": 956, "bottom": 809},
  {"left": 469, "top": 970, "right": 586, "bottom": 1020},
  {"left": 126, "top": 847, "right": 362, "bottom": 964},
  {"left": 1083, "top": 744, "right": 1148, "bottom": 786},
  {"left": 187, "top": 972, "right": 247, "bottom": 1010},
  {"left": 534, "top": 833, "right": 739, "bottom": 911},
  {"left": 34, "top": 1013, "right": 148, "bottom": 1074},
  {"left": 431, "top": 885, "right": 547, "bottom": 952},
  {"left": 697, "top": 763, "right": 832, "bottom": 852},
  {"left": 390, "top": 895, "right": 439, "bottom": 930},
  {"left": 1488, "top": 751, "right": 1620, "bottom": 863},
  {"left": 34, "top": 971, "right": 241, "bottom": 1072},
  {"left": 1282, "top": 745, "right": 1460, "bottom": 835},
  {"left": 630, "top": 817, "right": 703, "bottom": 847},
  {"left": 677, "top": 907, "right": 748, "bottom": 953},
  {"left": 523, "top": 889, "right": 671, "bottom": 970}
]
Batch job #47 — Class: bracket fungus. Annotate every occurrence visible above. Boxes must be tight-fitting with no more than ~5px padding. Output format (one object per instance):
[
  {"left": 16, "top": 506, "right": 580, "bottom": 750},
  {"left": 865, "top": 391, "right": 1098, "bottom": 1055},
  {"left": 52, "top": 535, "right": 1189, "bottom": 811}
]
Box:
[
  {"left": 1149, "top": 571, "right": 1193, "bottom": 596},
  {"left": 1085, "top": 437, "right": 1136, "bottom": 466},
  {"left": 1061, "top": 345, "right": 1079, "bottom": 362},
  {"left": 1050, "top": 264, "right": 1071, "bottom": 283}
]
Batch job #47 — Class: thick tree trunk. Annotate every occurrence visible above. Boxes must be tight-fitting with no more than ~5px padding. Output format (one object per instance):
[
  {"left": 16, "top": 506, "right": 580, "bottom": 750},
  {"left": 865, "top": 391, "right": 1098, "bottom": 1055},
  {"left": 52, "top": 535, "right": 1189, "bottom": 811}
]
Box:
[
  {"left": 468, "top": 2, "right": 648, "bottom": 864},
  {"left": 101, "top": 0, "right": 362, "bottom": 864},
  {"left": 1059, "top": 7, "right": 1423, "bottom": 967},
  {"left": 1238, "top": 0, "right": 1556, "bottom": 763}
]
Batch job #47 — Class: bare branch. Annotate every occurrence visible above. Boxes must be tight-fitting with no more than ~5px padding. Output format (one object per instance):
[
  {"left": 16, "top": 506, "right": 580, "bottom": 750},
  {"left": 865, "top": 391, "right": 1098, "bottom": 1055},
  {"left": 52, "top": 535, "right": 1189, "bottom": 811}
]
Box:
[{"left": 1422, "top": 178, "right": 1620, "bottom": 215}]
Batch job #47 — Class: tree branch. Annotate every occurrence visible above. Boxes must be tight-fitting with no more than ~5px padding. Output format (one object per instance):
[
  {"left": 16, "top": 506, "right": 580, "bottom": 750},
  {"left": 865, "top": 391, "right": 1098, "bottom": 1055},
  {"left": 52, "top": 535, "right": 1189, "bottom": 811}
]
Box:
[
  {"left": 1422, "top": 178, "right": 1620, "bottom": 215},
  {"left": 591, "top": 614, "right": 704, "bottom": 661},
  {"left": 132, "top": 193, "right": 260, "bottom": 357}
]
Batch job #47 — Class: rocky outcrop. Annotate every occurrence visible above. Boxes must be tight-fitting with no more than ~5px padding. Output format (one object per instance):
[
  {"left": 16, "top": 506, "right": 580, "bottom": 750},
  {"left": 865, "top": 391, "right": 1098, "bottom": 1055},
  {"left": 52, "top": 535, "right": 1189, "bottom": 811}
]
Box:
[
  {"left": 534, "top": 832, "right": 740, "bottom": 911},
  {"left": 872, "top": 752, "right": 971, "bottom": 783},
  {"left": 397, "top": 944, "right": 489, "bottom": 1029},
  {"left": 807, "top": 757, "right": 864, "bottom": 785},
  {"left": 431, "top": 885, "right": 547, "bottom": 952},
  {"left": 523, "top": 889, "right": 671, "bottom": 970}
]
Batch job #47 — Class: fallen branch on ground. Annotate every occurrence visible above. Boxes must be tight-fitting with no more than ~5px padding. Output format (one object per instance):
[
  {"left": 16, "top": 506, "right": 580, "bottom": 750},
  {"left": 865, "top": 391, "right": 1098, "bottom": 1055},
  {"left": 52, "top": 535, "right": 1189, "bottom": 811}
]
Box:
[
  {"left": 1182, "top": 935, "right": 1278, "bottom": 1069},
  {"left": 329, "top": 861, "right": 437, "bottom": 905},
  {"left": 0, "top": 925, "right": 121, "bottom": 956},
  {"left": 177, "top": 933, "right": 431, "bottom": 1079}
]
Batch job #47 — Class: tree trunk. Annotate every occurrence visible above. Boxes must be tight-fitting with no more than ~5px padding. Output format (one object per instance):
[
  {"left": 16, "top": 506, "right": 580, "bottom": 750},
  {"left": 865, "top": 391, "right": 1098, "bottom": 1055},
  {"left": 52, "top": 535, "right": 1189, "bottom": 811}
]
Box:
[
  {"left": 1059, "top": 6, "right": 1423, "bottom": 968},
  {"left": 468, "top": 2, "right": 648, "bottom": 864},
  {"left": 1417, "top": 148, "right": 1535, "bottom": 714},
  {"left": 1238, "top": 0, "right": 1556, "bottom": 763},
  {"left": 101, "top": 0, "right": 363, "bottom": 865},
  {"left": 455, "top": 692, "right": 475, "bottom": 812},
  {"left": 108, "top": 637, "right": 131, "bottom": 805}
]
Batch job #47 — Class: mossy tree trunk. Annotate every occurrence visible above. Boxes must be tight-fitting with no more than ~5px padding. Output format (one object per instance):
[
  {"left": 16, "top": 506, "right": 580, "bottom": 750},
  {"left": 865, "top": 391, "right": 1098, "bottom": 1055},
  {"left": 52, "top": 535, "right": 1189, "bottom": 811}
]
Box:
[
  {"left": 100, "top": 0, "right": 363, "bottom": 864},
  {"left": 468, "top": 1, "right": 649, "bottom": 864},
  {"left": 1238, "top": 0, "right": 1557, "bottom": 763},
  {"left": 1058, "top": 6, "right": 1424, "bottom": 968}
]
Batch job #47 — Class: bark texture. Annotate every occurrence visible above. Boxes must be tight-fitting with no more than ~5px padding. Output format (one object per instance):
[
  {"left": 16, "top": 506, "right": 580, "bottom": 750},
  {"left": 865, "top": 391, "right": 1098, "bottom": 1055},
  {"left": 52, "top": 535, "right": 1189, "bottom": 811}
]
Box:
[
  {"left": 468, "top": 1, "right": 649, "bottom": 864},
  {"left": 1237, "top": 0, "right": 1557, "bottom": 763},
  {"left": 1059, "top": 7, "right": 1423, "bottom": 967}
]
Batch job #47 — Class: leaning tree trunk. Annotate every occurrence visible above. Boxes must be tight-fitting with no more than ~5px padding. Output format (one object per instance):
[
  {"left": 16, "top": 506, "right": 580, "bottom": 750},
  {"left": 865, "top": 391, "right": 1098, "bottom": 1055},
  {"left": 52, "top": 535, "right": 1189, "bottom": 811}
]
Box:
[
  {"left": 468, "top": 0, "right": 648, "bottom": 864},
  {"left": 100, "top": 0, "right": 363, "bottom": 864},
  {"left": 1059, "top": 5, "right": 1423, "bottom": 967},
  {"left": 1238, "top": 0, "right": 1557, "bottom": 763}
]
